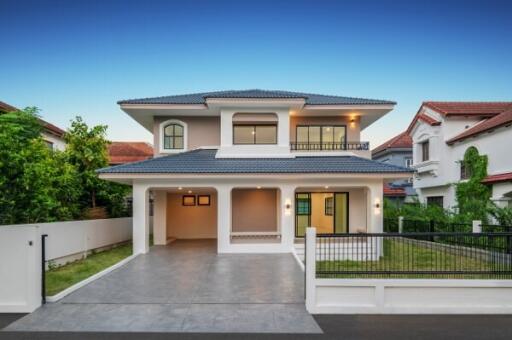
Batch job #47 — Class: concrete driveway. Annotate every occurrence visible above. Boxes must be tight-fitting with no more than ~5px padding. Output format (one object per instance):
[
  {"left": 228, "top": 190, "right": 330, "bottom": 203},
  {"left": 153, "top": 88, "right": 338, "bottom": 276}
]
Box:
[{"left": 5, "top": 240, "right": 321, "bottom": 333}]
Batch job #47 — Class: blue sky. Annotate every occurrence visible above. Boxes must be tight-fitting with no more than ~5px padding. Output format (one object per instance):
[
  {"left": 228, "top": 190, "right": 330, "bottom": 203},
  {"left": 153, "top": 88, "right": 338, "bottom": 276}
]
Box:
[{"left": 1, "top": 0, "right": 511, "bottom": 147}]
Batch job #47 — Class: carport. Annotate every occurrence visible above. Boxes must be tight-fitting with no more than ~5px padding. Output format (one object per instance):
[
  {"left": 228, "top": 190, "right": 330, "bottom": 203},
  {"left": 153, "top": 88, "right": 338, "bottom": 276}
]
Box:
[{"left": 6, "top": 240, "right": 321, "bottom": 333}]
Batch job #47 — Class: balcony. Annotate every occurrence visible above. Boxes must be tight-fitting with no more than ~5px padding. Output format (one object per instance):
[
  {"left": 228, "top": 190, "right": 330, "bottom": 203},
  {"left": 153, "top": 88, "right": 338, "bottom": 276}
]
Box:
[
  {"left": 290, "top": 141, "right": 370, "bottom": 152},
  {"left": 290, "top": 141, "right": 371, "bottom": 158}
]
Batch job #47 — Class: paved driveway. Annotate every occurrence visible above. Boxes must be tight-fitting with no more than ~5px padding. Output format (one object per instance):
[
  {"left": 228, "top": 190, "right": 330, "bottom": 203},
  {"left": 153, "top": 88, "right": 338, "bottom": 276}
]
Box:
[{"left": 5, "top": 240, "right": 321, "bottom": 333}]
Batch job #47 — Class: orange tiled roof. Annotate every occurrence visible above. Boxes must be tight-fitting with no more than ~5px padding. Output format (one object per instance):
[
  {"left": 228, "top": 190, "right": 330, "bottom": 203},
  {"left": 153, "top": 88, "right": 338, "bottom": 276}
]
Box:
[
  {"left": 406, "top": 101, "right": 512, "bottom": 135},
  {"left": 482, "top": 172, "right": 512, "bottom": 184},
  {"left": 423, "top": 102, "right": 512, "bottom": 116},
  {"left": 383, "top": 184, "right": 406, "bottom": 197},
  {"left": 372, "top": 131, "right": 412, "bottom": 156},
  {"left": 108, "top": 142, "right": 153, "bottom": 165},
  {"left": 446, "top": 108, "right": 512, "bottom": 144}
]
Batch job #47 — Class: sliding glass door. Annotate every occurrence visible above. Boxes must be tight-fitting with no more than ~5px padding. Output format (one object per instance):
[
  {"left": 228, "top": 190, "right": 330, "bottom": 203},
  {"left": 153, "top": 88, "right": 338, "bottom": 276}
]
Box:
[{"left": 295, "top": 192, "right": 349, "bottom": 237}]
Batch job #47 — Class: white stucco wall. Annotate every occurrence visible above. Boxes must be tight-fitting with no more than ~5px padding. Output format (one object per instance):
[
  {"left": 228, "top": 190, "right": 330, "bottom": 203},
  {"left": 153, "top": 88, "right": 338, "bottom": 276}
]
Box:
[
  {"left": 0, "top": 218, "right": 132, "bottom": 313},
  {"left": 41, "top": 132, "right": 66, "bottom": 151}
]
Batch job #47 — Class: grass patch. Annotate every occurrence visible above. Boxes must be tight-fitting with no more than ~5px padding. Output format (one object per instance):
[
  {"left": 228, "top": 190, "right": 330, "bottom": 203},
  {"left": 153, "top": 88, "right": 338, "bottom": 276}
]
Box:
[
  {"left": 317, "top": 239, "right": 511, "bottom": 279},
  {"left": 45, "top": 243, "right": 132, "bottom": 296}
]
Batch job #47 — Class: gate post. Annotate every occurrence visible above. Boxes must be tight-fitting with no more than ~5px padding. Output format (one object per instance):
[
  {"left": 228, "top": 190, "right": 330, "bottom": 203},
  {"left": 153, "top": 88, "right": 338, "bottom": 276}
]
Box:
[
  {"left": 305, "top": 227, "right": 316, "bottom": 313},
  {"left": 41, "top": 234, "right": 48, "bottom": 304}
]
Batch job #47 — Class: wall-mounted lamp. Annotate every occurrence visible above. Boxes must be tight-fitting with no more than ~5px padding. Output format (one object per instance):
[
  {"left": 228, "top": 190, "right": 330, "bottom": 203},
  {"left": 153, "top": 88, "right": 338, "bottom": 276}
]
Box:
[
  {"left": 374, "top": 198, "right": 381, "bottom": 215},
  {"left": 350, "top": 117, "right": 356, "bottom": 128},
  {"left": 285, "top": 198, "right": 292, "bottom": 216}
]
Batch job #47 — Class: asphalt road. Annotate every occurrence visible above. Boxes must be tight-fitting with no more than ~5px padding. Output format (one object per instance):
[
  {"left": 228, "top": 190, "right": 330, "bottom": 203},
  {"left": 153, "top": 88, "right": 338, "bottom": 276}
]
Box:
[{"left": 2, "top": 313, "right": 512, "bottom": 339}]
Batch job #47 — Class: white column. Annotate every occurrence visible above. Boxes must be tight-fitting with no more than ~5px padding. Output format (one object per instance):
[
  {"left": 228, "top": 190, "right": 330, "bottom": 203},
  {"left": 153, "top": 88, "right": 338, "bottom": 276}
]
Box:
[
  {"left": 216, "top": 186, "right": 232, "bottom": 253},
  {"left": 305, "top": 227, "right": 317, "bottom": 313},
  {"left": 368, "top": 182, "right": 384, "bottom": 233},
  {"left": 132, "top": 182, "right": 150, "bottom": 254},
  {"left": 472, "top": 220, "right": 482, "bottom": 233},
  {"left": 153, "top": 190, "right": 167, "bottom": 245},
  {"left": 280, "top": 185, "right": 295, "bottom": 250},
  {"left": 278, "top": 109, "right": 290, "bottom": 148}
]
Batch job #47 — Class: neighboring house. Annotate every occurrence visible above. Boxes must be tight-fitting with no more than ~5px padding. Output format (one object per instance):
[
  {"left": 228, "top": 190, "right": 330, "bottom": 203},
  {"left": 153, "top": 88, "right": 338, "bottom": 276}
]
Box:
[
  {"left": 108, "top": 141, "right": 153, "bottom": 165},
  {"left": 372, "top": 131, "right": 415, "bottom": 203},
  {"left": 0, "top": 100, "right": 66, "bottom": 151},
  {"left": 407, "top": 101, "right": 512, "bottom": 209},
  {"left": 97, "top": 89, "right": 411, "bottom": 255}
]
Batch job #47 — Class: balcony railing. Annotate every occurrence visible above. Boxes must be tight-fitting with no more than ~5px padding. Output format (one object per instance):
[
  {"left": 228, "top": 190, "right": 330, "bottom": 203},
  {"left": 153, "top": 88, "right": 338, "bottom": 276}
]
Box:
[{"left": 290, "top": 141, "right": 369, "bottom": 151}]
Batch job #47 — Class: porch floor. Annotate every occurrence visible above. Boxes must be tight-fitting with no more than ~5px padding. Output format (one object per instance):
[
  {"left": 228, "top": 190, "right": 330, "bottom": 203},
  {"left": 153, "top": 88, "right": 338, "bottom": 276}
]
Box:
[{"left": 5, "top": 240, "right": 321, "bottom": 334}]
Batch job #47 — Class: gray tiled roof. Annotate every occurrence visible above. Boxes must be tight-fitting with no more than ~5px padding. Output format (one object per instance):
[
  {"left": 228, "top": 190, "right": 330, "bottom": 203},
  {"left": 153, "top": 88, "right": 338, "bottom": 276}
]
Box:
[
  {"left": 97, "top": 149, "right": 411, "bottom": 174},
  {"left": 118, "top": 89, "right": 395, "bottom": 105}
]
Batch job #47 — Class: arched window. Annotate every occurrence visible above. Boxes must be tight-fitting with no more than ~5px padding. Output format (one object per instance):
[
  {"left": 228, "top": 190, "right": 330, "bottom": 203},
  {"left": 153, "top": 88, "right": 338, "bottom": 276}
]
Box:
[{"left": 163, "top": 123, "right": 184, "bottom": 150}]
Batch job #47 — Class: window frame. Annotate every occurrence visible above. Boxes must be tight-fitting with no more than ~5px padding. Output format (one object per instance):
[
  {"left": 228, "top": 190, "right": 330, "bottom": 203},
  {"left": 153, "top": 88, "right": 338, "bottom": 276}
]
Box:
[
  {"left": 295, "top": 125, "right": 347, "bottom": 149},
  {"left": 421, "top": 140, "right": 430, "bottom": 162},
  {"left": 427, "top": 196, "right": 444, "bottom": 208},
  {"left": 159, "top": 119, "right": 187, "bottom": 154},
  {"left": 405, "top": 158, "right": 413, "bottom": 168},
  {"left": 232, "top": 124, "right": 278, "bottom": 145}
]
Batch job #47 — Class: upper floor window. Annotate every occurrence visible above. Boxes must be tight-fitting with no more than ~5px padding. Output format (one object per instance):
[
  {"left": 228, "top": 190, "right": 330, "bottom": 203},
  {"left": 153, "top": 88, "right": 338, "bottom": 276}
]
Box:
[
  {"left": 405, "top": 158, "right": 413, "bottom": 168},
  {"left": 163, "top": 123, "right": 184, "bottom": 150},
  {"left": 233, "top": 124, "right": 277, "bottom": 144},
  {"left": 460, "top": 161, "right": 471, "bottom": 180},
  {"left": 421, "top": 140, "right": 429, "bottom": 162},
  {"left": 296, "top": 125, "right": 346, "bottom": 149}
]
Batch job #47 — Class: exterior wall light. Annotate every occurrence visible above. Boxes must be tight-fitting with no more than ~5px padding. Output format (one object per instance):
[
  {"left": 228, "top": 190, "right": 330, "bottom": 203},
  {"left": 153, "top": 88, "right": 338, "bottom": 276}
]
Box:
[
  {"left": 374, "top": 198, "right": 381, "bottom": 215},
  {"left": 350, "top": 117, "right": 356, "bottom": 128},
  {"left": 285, "top": 198, "right": 292, "bottom": 216}
]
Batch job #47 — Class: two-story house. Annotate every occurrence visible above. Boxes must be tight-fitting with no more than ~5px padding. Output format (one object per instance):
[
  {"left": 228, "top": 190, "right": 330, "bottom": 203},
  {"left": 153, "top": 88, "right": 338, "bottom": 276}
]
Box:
[
  {"left": 97, "top": 90, "right": 411, "bottom": 255},
  {"left": 0, "top": 100, "right": 66, "bottom": 151},
  {"left": 372, "top": 131, "right": 415, "bottom": 204},
  {"left": 408, "top": 101, "right": 512, "bottom": 209}
]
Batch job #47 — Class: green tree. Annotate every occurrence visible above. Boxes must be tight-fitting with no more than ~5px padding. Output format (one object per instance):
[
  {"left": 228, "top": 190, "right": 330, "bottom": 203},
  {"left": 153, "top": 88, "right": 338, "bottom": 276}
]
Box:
[
  {"left": 64, "top": 116, "right": 129, "bottom": 217},
  {"left": 0, "top": 108, "right": 81, "bottom": 224}
]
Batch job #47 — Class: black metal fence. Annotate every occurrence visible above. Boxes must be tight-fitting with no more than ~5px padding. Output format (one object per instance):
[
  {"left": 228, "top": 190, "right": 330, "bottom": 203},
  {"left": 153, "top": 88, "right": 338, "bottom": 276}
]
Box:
[
  {"left": 384, "top": 218, "right": 512, "bottom": 234},
  {"left": 290, "top": 141, "right": 369, "bottom": 151},
  {"left": 315, "top": 232, "right": 512, "bottom": 279}
]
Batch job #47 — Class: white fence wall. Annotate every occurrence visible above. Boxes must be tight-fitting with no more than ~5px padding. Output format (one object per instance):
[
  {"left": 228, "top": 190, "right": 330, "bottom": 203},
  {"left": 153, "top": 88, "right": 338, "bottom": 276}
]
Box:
[
  {"left": 40, "top": 217, "right": 132, "bottom": 265},
  {"left": 0, "top": 218, "right": 132, "bottom": 313},
  {"left": 304, "top": 227, "right": 512, "bottom": 314},
  {"left": 0, "top": 225, "right": 41, "bottom": 313}
]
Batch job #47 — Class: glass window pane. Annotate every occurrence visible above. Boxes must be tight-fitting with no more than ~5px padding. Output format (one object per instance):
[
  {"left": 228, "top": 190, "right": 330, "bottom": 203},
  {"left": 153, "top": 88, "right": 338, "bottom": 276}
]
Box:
[
  {"left": 334, "top": 193, "right": 348, "bottom": 234},
  {"left": 255, "top": 125, "right": 276, "bottom": 144},
  {"left": 297, "top": 126, "right": 308, "bottom": 143},
  {"left": 296, "top": 215, "right": 308, "bottom": 237},
  {"left": 174, "top": 124, "right": 184, "bottom": 136},
  {"left": 174, "top": 137, "right": 183, "bottom": 149},
  {"left": 164, "top": 125, "right": 174, "bottom": 136},
  {"left": 233, "top": 126, "right": 254, "bottom": 144},
  {"left": 163, "top": 137, "right": 170, "bottom": 149},
  {"left": 322, "top": 126, "right": 334, "bottom": 143},
  {"left": 309, "top": 126, "right": 321, "bottom": 143},
  {"left": 334, "top": 126, "right": 346, "bottom": 143}
]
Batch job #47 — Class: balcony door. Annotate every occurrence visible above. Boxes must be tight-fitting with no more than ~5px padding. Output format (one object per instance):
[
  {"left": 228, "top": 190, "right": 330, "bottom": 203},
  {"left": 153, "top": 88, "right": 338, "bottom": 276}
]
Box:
[
  {"left": 296, "top": 125, "right": 346, "bottom": 150},
  {"left": 295, "top": 192, "right": 349, "bottom": 237}
]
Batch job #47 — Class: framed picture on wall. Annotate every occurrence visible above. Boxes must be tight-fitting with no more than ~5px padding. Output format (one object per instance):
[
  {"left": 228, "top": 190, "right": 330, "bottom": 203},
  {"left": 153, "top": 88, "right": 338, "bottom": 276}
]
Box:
[
  {"left": 198, "top": 195, "right": 211, "bottom": 206},
  {"left": 182, "top": 195, "right": 196, "bottom": 206}
]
